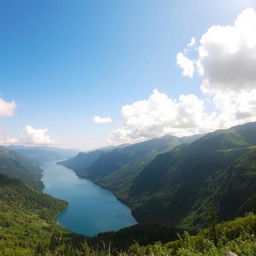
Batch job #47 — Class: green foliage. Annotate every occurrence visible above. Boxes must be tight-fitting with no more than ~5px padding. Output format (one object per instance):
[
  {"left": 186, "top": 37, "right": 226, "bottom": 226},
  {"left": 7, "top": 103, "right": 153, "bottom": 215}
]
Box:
[
  {"left": 61, "top": 122, "right": 256, "bottom": 231},
  {"left": 105, "top": 213, "right": 256, "bottom": 256},
  {"left": 1, "top": 169, "right": 256, "bottom": 256},
  {"left": 61, "top": 135, "right": 183, "bottom": 180},
  {"left": 0, "top": 146, "right": 44, "bottom": 190},
  {"left": 59, "top": 150, "right": 103, "bottom": 177},
  {"left": 2, "top": 123, "right": 256, "bottom": 255},
  {"left": 97, "top": 122, "right": 256, "bottom": 229},
  {"left": 0, "top": 173, "right": 68, "bottom": 255},
  {"left": 89, "top": 223, "right": 184, "bottom": 251}
]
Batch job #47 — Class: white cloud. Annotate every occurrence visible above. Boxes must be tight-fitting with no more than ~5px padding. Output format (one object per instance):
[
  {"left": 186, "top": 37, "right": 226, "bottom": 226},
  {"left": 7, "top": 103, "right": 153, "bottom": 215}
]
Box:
[
  {"left": 176, "top": 52, "right": 195, "bottom": 78},
  {"left": 198, "top": 8, "right": 256, "bottom": 94},
  {"left": 110, "top": 8, "right": 256, "bottom": 144},
  {"left": 24, "top": 125, "right": 55, "bottom": 145},
  {"left": 0, "top": 125, "right": 55, "bottom": 146},
  {"left": 93, "top": 116, "right": 112, "bottom": 124},
  {"left": 0, "top": 135, "right": 19, "bottom": 145},
  {"left": 187, "top": 37, "right": 196, "bottom": 47},
  {"left": 0, "top": 98, "right": 16, "bottom": 117},
  {"left": 108, "top": 89, "right": 217, "bottom": 144},
  {"left": 175, "top": 8, "right": 256, "bottom": 130},
  {"left": 176, "top": 37, "right": 197, "bottom": 78},
  {"left": 177, "top": 8, "right": 256, "bottom": 90}
]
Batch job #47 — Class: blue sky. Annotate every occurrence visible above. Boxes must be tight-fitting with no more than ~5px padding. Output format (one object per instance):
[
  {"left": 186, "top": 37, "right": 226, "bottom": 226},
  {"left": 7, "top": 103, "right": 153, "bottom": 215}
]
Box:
[{"left": 0, "top": 0, "right": 256, "bottom": 149}]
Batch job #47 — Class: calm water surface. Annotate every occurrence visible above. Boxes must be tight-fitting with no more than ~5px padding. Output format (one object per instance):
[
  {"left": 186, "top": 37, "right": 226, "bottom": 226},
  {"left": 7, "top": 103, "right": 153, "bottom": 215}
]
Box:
[{"left": 41, "top": 162, "right": 136, "bottom": 237}]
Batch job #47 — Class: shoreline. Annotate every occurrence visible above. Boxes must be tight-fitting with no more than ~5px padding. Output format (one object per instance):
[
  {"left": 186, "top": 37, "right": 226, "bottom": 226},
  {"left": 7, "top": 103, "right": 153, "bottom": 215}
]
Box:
[
  {"left": 41, "top": 161, "right": 137, "bottom": 237},
  {"left": 60, "top": 164, "right": 138, "bottom": 223}
]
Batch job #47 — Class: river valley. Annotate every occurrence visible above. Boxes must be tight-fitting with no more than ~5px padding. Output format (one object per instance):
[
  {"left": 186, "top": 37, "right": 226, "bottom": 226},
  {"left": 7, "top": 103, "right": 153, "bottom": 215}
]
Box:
[{"left": 41, "top": 161, "right": 136, "bottom": 237}]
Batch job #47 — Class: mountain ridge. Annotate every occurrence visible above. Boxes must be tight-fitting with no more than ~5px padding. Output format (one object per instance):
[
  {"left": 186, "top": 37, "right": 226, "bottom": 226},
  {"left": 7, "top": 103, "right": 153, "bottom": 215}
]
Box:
[
  {"left": 0, "top": 146, "right": 44, "bottom": 190},
  {"left": 62, "top": 121, "right": 256, "bottom": 229}
]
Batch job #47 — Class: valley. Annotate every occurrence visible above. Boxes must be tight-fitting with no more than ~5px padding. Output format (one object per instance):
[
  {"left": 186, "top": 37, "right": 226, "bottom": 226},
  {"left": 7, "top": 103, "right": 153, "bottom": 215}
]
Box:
[
  {"left": 41, "top": 161, "right": 136, "bottom": 237},
  {"left": 62, "top": 122, "right": 256, "bottom": 230},
  {"left": 0, "top": 122, "right": 256, "bottom": 255},
  {"left": 2, "top": 3, "right": 256, "bottom": 255}
]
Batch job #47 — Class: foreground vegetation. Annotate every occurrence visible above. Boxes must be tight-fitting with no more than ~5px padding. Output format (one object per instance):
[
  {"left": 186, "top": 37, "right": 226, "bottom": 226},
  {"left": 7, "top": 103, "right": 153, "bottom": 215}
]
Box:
[
  {"left": 1, "top": 167, "right": 255, "bottom": 255},
  {"left": 0, "top": 173, "right": 69, "bottom": 255},
  {"left": 1, "top": 208, "right": 256, "bottom": 255}
]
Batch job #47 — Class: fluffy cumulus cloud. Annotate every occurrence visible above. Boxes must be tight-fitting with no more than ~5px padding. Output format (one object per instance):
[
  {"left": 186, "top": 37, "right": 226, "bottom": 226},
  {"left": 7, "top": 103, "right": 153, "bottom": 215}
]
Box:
[
  {"left": 176, "top": 52, "right": 195, "bottom": 78},
  {"left": 24, "top": 125, "right": 55, "bottom": 145},
  {"left": 110, "top": 8, "right": 256, "bottom": 144},
  {"left": 0, "top": 98, "right": 18, "bottom": 145},
  {"left": 0, "top": 98, "right": 16, "bottom": 117},
  {"left": 198, "top": 8, "right": 256, "bottom": 94},
  {"left": 176, "top": 8, "right": 256, "bottom": 129},
  {"left": 93, "top": 116, "right": 112, "bottom": 124},
  {"left": 176, "top": 37, "right": 197, "bottom": 78},
  {"left": 177, "top": 8, "right": 256, "bottom": 114},
  {"left": 187, "top": 37, "right": 196, "bottom": 47},
  {"left": 109, "top": 89, "right": 217, "bottom": 144},
  {"left": 0, "top": 125, "right": 55, "bottom": 146}
]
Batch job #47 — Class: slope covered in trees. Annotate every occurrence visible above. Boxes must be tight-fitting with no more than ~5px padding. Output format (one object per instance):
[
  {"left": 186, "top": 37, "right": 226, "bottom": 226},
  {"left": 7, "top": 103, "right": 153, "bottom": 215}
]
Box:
[
  {"left": 0, "top": 173, "right": 69, "bottom": 255},
  {"left": 60, "top": 150, "right": 104, "bottom": 176},
  {"left": 1, "top": 176, "right": 256, "bottom": 256},
  {"left": 0, "top": 146, "right": 44, "bottom": 190},
  {"left": 1, "top": 123, "right": 256, "bottom": 255},
  {"left": 63, "top": 122, "right": 256, "bottom": 230},
  {"left": 125, "top": 123, "right": 256, "bottom": 228},
  {"left": 61, "top": 135, "right": 201, "bottom": 201}
]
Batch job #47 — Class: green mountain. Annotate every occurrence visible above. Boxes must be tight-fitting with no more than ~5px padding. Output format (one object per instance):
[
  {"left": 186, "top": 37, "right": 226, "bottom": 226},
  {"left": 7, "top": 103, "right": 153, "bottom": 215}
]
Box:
[
  {"left": 87, "top": 135, "right": 181, "bottom": 179},
  {"left": 61, "top": 135, "right": 184, "bottom": 177},
  {"left": 0, "top": 173, "right": 69, "bottom": 255},
  {"left": 63, "top": 122, "right": 256, "bottom": 230},
  {"left": 60, "top": 135, "right": 198, "bottom": 200},
  {"left": 60, "top": 144, "right": 131, "bottom": 175},
  {"left": 60, "top": 150, "right": 104, "bottom": 176},
  {"left": 1, "top": 171, "right": 255, "bottom": 256},
  {"left": 124, "top": 122, "right": 256, "bottom": 228},
  {"left": 0, "top": 146, "right": 44, "bottom": 190},
  {"left": 1, "top": 123, "right": 256, "bottom": 256}
]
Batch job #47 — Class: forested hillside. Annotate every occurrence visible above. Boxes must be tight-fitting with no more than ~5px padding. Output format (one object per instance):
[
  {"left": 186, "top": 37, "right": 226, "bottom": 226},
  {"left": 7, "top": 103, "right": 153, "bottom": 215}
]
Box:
[
  {"left": 1, "top": 123, "right": 256, "bottom": 255},
  {"left": 0, "top": 146, "right": 44, "bottom": 190},
  {"left": 61, "top": 135, "right": 202, "bottom": 201},
  {"left": 0, "top": 173, "right": 70, "bottom": 255},
  {"left": 124, "top": 123, "right": 256, "bottom": 228},
  {"left": 60, "top": 150, "right": 103, "bottom": 176},
  {"left": 64, "top": 122, "right": 256, "bottom": 230},
  {"left": 1, "top": 174, "right": 256, "bottom": 256}
]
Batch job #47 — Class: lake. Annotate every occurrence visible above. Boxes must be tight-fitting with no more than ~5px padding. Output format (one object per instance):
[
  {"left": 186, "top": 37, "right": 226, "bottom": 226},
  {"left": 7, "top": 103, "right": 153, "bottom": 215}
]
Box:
[{"left": 41, "top": 161, "right": 137, "bottom": 237}]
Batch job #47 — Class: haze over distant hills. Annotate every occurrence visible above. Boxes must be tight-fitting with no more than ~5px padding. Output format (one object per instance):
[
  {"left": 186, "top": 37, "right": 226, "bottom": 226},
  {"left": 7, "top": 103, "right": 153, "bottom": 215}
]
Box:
[
  {"left": 0, "top": 144, "right": 77, "bottom": 190},
  {"left": 7, "top": 146, "right": 78, "bottom": 164}
]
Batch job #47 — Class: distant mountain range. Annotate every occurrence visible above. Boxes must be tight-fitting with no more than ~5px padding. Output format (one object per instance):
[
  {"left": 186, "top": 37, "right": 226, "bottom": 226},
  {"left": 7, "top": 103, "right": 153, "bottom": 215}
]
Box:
[
  {"left": 61, "top": 122, "right": 256, "bottom": 229},
  {"left": 0, "top": 145, "right": 77, "bottom": 190},
  {"left": 7, "top": 145, "right": 78, "bottom": 164},
  {"left": 1, "top": 122, "right": 256, "bottom": 255}
]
